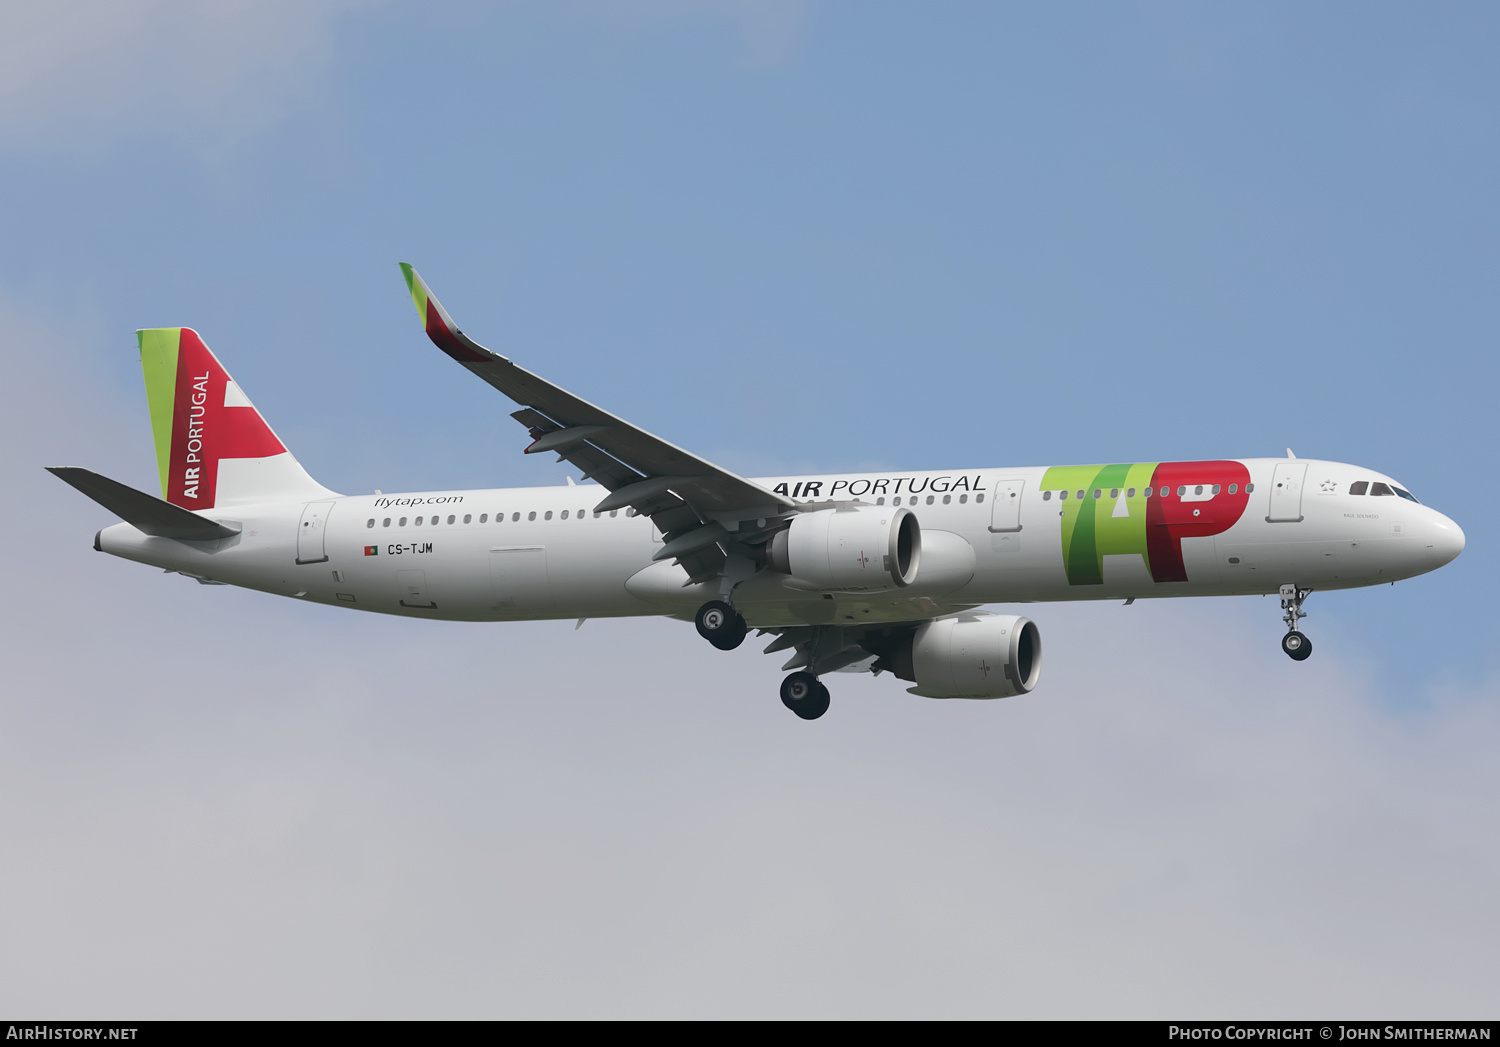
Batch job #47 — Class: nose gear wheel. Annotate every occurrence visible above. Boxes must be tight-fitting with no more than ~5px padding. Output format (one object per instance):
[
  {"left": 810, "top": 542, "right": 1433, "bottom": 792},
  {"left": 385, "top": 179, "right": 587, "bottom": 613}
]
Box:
[
  {"left": 1281, "top": 630, "right": 1312, "bottom": 660},
  {"left": 1279, "top": 585, "right": 1313, "bottom": 661}
]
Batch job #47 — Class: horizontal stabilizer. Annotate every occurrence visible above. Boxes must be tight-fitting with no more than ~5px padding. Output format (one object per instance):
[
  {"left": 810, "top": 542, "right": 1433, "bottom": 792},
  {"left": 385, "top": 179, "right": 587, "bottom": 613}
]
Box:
[{"left": 47, "top": 467, "right": 241, "bottom": 541}]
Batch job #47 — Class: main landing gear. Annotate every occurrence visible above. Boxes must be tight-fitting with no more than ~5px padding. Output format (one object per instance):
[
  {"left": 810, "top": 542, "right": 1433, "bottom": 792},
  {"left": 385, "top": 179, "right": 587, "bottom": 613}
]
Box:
[
  {"left": 1279, "top": 584, "right": 1313, "bottom": 661},
  {"left": 780, "top": 671, "right": 830, "bottom": 720},
  {"left": 694, "top": 601, "right": 830, "bottom": 720},
  {"left": 695, "top": 600, "right": 747, "bottom": 651}
]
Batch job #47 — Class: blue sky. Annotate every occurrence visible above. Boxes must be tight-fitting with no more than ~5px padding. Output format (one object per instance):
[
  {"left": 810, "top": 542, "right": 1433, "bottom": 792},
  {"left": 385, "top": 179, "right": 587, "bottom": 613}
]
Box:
[{"left": 2, "top": 2, "right": 1497, "bottom": 1017}]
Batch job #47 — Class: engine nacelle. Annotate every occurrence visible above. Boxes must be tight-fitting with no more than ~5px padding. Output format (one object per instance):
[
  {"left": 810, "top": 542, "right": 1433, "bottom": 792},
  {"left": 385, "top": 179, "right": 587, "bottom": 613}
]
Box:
[
  {"left": 908, "top": 529, "right": 976, "bottom": 592},
  {"left": 769, "top": 506, "right": 920, "bottom": 591},
  {"left": 905, "top": 613, "right": 1041, "bottom": 699}
]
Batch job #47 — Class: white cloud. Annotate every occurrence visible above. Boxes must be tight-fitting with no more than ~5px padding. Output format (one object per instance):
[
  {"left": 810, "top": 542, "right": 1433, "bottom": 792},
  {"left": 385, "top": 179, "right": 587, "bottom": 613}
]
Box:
[
  {"left": 2, "top": 300, "right": 1496, "bottom": 1017},
  {"left": 0, "top": 0, "right": 372, "bottom": 156}
]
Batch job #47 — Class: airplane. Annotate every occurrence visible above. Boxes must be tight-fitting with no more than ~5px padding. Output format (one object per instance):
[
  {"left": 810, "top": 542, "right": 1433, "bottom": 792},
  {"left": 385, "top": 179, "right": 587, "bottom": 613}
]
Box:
[{"left": 48, "top": 264, "right": 1466, "bottom": 720}]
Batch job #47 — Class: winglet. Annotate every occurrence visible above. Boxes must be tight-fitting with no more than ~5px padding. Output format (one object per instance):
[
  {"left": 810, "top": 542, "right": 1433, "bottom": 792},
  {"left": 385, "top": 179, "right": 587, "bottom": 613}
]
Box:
[{"left": 399, "top": 263, "right": 507, "bottom": 364}]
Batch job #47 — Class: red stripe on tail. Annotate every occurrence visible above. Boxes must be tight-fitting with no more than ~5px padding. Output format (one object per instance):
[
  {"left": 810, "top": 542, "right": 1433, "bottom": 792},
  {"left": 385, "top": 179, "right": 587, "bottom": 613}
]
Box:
[{"left": 165, "top": 330, "right": 286, "bottom": 509}]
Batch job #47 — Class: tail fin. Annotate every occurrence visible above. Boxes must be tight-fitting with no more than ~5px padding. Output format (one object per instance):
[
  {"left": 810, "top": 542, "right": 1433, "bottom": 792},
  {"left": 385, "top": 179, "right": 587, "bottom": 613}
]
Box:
[{"left": 137, "top": 328, "right": 335, "bottom": 509}]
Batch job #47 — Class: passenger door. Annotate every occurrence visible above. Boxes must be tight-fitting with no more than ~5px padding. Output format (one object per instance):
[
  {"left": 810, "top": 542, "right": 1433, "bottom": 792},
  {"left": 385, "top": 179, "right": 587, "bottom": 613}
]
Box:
[
  {"left": 988, "top": 479, "right": 1026, "bottom": 533},
  {"left": 1266, "top": 463, "right": 1308, "bottom": 523}
]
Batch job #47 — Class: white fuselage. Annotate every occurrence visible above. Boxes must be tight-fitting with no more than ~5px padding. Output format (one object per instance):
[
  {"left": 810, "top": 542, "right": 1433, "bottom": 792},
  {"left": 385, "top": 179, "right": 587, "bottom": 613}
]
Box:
[{"left": 96, "top": 458, "right": 1465, "bottom": 628}]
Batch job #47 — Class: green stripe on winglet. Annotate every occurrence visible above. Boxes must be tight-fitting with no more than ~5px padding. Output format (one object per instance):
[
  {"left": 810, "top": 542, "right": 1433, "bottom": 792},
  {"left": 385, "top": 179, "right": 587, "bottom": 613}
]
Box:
[
  {"left": 137, "top": 328, "right": 181, "bottom": 499},
  {"left": 399, "top": 262, "right": 428, "bottom": 323}
]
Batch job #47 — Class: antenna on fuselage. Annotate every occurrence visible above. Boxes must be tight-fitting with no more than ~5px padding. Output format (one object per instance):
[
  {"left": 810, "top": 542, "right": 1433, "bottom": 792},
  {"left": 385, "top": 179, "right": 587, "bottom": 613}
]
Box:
[{"left": 1286, "top": 448, "right": 1297, "bottom": 459}]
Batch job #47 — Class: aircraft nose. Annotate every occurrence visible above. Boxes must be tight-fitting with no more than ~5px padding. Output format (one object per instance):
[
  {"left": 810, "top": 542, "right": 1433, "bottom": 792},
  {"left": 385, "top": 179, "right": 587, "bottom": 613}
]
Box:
[{"left": 1426, "top": 511, "right": 1465, "bottom": 568}]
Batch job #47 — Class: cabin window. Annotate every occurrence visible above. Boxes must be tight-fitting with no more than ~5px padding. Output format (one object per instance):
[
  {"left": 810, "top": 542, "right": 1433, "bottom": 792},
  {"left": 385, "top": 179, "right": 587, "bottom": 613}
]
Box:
[
  {"left": 959, "top": 494, "right": 967, "bottom": 504},
  {"left": 1092, "top": 489, "right": 1101, "bottom": 499},
  {"left": 876, "top": 497, "right": 886, "bottom": 505},
  {"left": 626, "top": 508, "right": 637, "bottom": 517},
  {"left": 579, "top": 509, "right": 586, "bottom": 518},
  {"left": 975, "top": 493, "right": 984, "bottom": 503},
  {"left": 399, "top": 517, "right": 407, "bottom": 527},
  {"left": 1127, "top": 488, "right": 1136, "bottom": 498},
  {"left": 544, "top": 511, "right": 553, "bottom": 520},
  {"left": 415, "top": 516, "right": 424, "bottom": 526},
  {"left": 1349, "top": 481, "right": 1369, "bottom": 496},
  {"left": 1194, "top": 485, "right": 1204, "bottom": 495},
  {"left": 561, "top": 510, "right": 569, "bottom": 520},
  {"left": 1212, "top": 485, "right": 1220, "bottom": 495},
  {"left": 383, "top": 518, "right": 391, "bottom": 527},
  {"left": 1043, "top": 491, "right": 1052, "bottom": 501},
  {"left": 1110, "top": 488, "right": 1119, "bottom": 499},
  {"left": 1144, "top": 487, "right": 1153, "bottom": 497},
  {"left": 1245, "top": 483, "right": 1255, "bottom": 493},
  {"left": 512, "top": 513, "right": 520, "bottom": 522},
  {"left": 463, "top": 514, "right": 471, "bottom": 524},
  {"left": 1059, "top": 490, "right": 1068, "bottom": 500},
  {"left": 927, "top": 495, "right": 935, "bottom": 505},
  {"left": 1177, "top": 486, "right": 1186, "bottom": 497},
  {"left": 447, "top": 515, "right": 456, "bottom": 524},
  {"left": 1228, "top": 484, "right": 1237, "bottom": 495},
  {"left": 942, "top": 494, "right": 951, "bottom": 504},
  {"left": 366, "top": 518, "right": 375, "bottom": 528},
  {"left": 1371, "top": 482, "right": 1395, "bottom": 497},
  {"left": 480, "top": 514, "right": 488, "bottom": 523},
  {"left": 528, "top": 511, "right": 536, "bottom": 521}
]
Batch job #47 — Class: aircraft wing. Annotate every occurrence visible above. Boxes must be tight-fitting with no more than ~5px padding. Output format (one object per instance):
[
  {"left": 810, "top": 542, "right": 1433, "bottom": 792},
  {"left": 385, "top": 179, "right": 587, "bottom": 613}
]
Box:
[{"left": 400, "top": 263, "right": 796, "bottom": 584}]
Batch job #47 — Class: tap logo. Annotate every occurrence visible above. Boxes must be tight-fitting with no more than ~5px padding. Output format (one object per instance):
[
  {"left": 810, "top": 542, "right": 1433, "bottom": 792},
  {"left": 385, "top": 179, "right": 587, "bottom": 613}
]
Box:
[{"left": 1041, "top": 460, "right": 1253, "bottom": 585}]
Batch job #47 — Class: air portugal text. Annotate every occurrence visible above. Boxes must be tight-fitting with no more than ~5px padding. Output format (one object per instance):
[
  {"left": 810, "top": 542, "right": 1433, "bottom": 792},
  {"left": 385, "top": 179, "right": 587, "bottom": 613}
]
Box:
[
  {"left": 772, "top": 475, "right": 984, "bottom": 500},
  {"left": 179, "top": 371, "right": 210, "bottom": 501}
]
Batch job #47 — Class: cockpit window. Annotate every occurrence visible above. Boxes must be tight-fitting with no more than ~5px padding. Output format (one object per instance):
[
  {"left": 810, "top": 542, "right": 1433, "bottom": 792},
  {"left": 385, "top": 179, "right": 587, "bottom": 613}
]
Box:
[
  {"left": 1393, "top": 485, "right": 1419, "bottom": 503},
  {"left": 1370, "top": 482, "right": 1394, "bottom": 497},
  {"left": 1349, "top": 481, "right": 1369, "bottom": 496}
]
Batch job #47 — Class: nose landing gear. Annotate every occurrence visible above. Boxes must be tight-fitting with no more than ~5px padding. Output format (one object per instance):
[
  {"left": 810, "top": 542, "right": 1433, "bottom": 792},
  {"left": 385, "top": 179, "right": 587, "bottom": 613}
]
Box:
[
  {"left": 780, "top": 670, "right": 831, "bottom": 720},
  {"left": 1279, "top": 584, "right": 1313, "bottom": 661},
  {"left": 695, "top": 599, "right": 747, "bottom": 651}
]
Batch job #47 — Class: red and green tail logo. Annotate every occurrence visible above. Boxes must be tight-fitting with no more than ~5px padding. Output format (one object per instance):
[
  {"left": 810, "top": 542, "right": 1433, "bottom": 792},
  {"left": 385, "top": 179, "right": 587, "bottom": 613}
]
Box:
[{"left": 138, "top": 328, "right": 286, "bottom": 509}]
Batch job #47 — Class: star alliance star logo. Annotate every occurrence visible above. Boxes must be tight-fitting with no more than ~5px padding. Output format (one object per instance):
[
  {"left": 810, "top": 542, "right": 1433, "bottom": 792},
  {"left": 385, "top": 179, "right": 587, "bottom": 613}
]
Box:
[{"left": 1320, "top": 479, "right": 1338, "bottom": 492}]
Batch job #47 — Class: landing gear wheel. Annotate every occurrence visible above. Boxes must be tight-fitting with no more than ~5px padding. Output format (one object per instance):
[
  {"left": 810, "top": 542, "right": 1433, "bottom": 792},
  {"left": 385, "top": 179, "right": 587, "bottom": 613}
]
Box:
[
  {"left": 1281, "top": 630, "right": 1312, "bottom": 661},
  {"left": 780, "top": 671, "right": 831, "bottom": 720},
  {"left": 695, "top": 600, "right": 747, "bottom": 651}
]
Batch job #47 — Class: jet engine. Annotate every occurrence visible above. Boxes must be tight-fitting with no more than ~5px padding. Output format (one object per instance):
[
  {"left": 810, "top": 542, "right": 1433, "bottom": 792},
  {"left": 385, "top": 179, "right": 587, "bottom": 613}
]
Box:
[
  {"left": 768, "top": 506, "right": 920, "bottom": 591},
  {"left": 876, "top": 613, "right": 1041, "bottom": 699}
]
